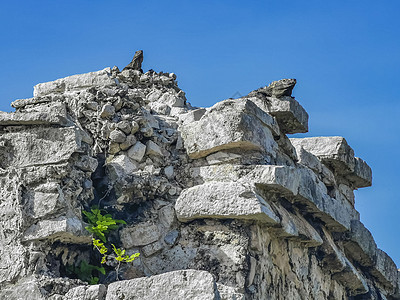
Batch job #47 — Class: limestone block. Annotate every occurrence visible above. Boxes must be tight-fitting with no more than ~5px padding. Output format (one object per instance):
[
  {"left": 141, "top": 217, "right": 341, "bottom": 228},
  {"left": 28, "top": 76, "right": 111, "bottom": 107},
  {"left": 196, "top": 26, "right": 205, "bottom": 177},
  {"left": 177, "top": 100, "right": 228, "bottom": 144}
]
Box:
[
  {"left": 370, "top": 249, "right": 398, "bottom": 290},
  {"left": 0, "top": 126, "right": 82, "bottom": 169},
  {"left": 343, "top": 220, "right": 377, "bottom": 267},
  {"left": 120, "top": 223, "right": 160, "bottom": 248},
  {"left": 146, "top": 140, "right": 163, "bottom": 156},
  {"left": 127, "top": 141, "right": 146, "bottom": 162},
  {"left": 206, "top": 151, "right": 242, "bottom": 165},
  {"left": 296, "top": 166, "right": 359, "bottom": 232},
  {"left": 242, "top": 165, "right": 300, "bottom": 196},
  {"left": 175, "top": 181, "right": 280, "bottom": 224},
  {"left": 290, "top": 137, "right": 372, "bottom": 188},
  {"left": 34, "top": 68, "right": 117, "bottom": 97},
  {"left": 320, "top": 228, "right": 368, "bottom": 296},
  {"left": 250, "top": 96, "right": 308, "bottom": 134},
  {"left": 268, "top": 200, "right": 323, "bottom": 247},
  {"left": 192, "top": 164, "right": 358, "bottom": 232},
  {"left": 106, "top": 154, "right": 138, "bottom": 182},
  {"left": 24, "top": 183, "right": 65, "bottom": 219},
  {"left": 0, "top": 102, "right": 69, "bottom": 126},
  {"left": 62, "top": 284, "right": 107, "bottom": 300},
  {"left": 22, "top": 217, "right": 91, "bottom": 244},
  {"left": 180, "top": 99, "right": 280, "bottom": 159},
  {"left": 105, "top": 269, "right": 220, "bottom": 300}
]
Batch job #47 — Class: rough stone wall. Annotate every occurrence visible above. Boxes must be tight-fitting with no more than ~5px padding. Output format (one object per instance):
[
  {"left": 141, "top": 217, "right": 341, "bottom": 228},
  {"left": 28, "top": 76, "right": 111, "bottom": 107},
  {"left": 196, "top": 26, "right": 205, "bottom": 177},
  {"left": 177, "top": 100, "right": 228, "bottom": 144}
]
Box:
[{"left": 0, "top": 51, "right": 398, "bottom": 299}]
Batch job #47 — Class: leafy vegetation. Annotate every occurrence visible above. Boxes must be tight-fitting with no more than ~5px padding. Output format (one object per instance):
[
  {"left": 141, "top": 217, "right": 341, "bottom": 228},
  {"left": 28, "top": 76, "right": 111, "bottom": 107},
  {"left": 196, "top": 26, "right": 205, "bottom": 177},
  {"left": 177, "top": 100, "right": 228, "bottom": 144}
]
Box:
[{"left": 74, "top": 207, "right": 140, "bottom": 284}]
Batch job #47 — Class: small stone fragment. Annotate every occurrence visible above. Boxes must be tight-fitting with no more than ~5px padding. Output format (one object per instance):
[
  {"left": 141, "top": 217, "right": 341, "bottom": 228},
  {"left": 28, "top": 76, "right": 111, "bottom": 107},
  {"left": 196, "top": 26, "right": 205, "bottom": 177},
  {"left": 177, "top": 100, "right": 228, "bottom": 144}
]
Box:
[
  {"left": 120, "top": 134, "right": 137, "bottom": 151},
  {"left": 100, "top": 103, "right": 115, "bottom": 118},
  {"left": 127, "top": 141, "right": 146, "bottom": 162},
  {"left": 109, "top": 129, "right": 127, "bottom": 143},
  {"left": 164, "top": 230, "right": 179, "bottom": 246},
  {"left": 131, "top": 120, "right": 140, "bottom": 134},
  {"left": 146, "top": 140, "right": 163, "bottom": 157}
]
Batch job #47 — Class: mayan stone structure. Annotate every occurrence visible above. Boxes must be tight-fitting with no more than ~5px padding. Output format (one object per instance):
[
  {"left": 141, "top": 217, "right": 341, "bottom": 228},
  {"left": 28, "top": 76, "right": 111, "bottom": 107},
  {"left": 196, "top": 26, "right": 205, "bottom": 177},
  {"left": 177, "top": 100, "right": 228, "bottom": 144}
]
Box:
[{"left": 0, "top": 51, "right": 398, "bottom": 299}]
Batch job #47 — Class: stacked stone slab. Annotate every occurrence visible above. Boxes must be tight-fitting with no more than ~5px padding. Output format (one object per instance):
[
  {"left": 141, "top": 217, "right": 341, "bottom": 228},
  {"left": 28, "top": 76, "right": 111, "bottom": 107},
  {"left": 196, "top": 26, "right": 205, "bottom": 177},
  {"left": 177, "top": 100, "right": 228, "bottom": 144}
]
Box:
[{"left": 0, "top": 52, "right": 398, "bottom": 299}]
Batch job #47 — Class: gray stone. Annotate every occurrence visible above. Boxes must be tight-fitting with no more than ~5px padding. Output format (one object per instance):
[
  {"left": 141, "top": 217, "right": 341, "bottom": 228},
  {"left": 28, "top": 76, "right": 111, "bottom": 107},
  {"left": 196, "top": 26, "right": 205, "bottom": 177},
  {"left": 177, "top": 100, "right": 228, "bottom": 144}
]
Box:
[
  {"left": 290, "top": 137, "right": 372, "bottom": 188},
  {"left": 371, "top": 249, "right": 398, "bottom": 290},
  {"left": 127, "top": 141, "right": 146, "bottom": 162},
  {"left": 146, "top": 140, "right": 163, "bottom": 156},
  {"left": 120, "top": 223, "right": 160, "bottom": 248},
  {"left": 100, "top": 103, "right": 115, "bottom": 118},
  {"left": 109, "top": 129, "right": 126, "bottom": 143},
  {"left": 250, "top": 95, "right": 308, "bottom": 134},
  {"left": 105, "top": 269, "right": 220, "bottom": 300},
  {"left": 34, "top": 68, "right": 117, "bottom": 97},
  {"left": 0, "top": 102, "right": 69, "bottom": 126},
  {"left": 164, "top": 230, "right": 179, "bottom": 246},
  {"left": 343, "top": 220, "right": 377, "bottom": 267},
  {"left": 175, "top": 181, "right": 280, "bottom": 224},
  {"left": 22, "top": 217, "right": 91, "bottom": 244},
  {"left": 180, "top": 99, "right": 280, "bottom": 159},
  {"left": 142, "top": 241, "right": 163, "bottom": 257},
  {"left": 0, "top": 126, "right": 82, "bottom": 169},
  {"left": 119, "top": 134, "right": 137, "bottom": 151},
  {"left": 164, "top": 165, "right": 174, "bottom": 179},
  {"left": 62, "top": 284, "right": 107, "bottom": 300},
  {"left": 131, "top": 120, "right": 140, "bottom": 134}
]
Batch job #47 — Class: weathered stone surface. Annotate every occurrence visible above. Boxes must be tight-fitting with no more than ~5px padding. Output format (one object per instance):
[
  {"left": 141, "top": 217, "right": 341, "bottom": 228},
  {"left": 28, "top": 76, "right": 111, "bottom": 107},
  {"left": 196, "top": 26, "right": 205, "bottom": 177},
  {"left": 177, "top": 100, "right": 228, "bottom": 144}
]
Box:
[
  {"left": 62, "top": 284, "right": 107, "bottom": 300},
  {"left": 343, "top": 220, "right": 377, "bottom": 267},
  {"left": 34, "top": 68, "right": 117, "bottom": 97},
  {"left": 127, "top": 141, "right": 146, "bottom": 162},
  {"left": 371, "top": 249, "right": 398, "bottom": 290},
  {"left": 249, "top": 95, "right": 308, "bottom": 134},
  {"left": 290, "top": 136, "right": 372, "bottom": 188},
  {"left": 0, "top": 126, "right": 82, "bottom": 168},
  {"left": 181, "top": 99, "right": 280, "bottom": 159},
  {"left": 175, "top": 181, "right": 280, "bottom": 224},
  {"left": 120, "top": 223, "right": 160, "bottom": 248},
  {"left": 22, "top": 217, "right": 91, "bottom": 244},
  {"left": 0, "top": 102, "right": 69, "bottom": 126},
  {"left": 106, "top": 270, "right": 220, "bottom": 300}
]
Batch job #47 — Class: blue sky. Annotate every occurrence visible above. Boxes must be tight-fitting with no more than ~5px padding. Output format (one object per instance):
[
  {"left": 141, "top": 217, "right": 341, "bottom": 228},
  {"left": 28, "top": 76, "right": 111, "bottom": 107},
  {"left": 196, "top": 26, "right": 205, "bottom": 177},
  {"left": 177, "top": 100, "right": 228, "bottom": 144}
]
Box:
[{"left": 1, "top": 1, "right": 399, "bottom": 265}]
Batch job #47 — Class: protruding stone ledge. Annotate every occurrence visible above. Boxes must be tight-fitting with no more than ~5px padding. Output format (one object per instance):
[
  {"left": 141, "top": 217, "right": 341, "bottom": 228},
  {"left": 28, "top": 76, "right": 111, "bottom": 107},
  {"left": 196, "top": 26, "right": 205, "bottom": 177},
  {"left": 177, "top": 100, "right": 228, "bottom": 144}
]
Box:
[
  {"left": 249, "top": 96, "right": 308, "bottom": 134},
  {"left": 0, "top": 102, "right": 69, "bottom": 126},
  {"left": 105, "top": 269, "right": 220, "bottom": 300},
  {"left": 343, "top": 220, "right": 377, "bottom": 267},
  {"left": 371, "top": 249, "right": 398, "bottom": 291},
  {"left": 175, "top": 181, "right": 323, "bottom": 246},
  {"left": 175, "top": 182, "right": 280, "bottom": 224},
  {"left": 191, "top": 164, "right": 359, "bottom": 232},
  {"left": 180, "top": 99, "right": 280, "bottom": 159},
  {"left": 290, "top": 137, "right": 372, "bottom": 188},
  {"left": 21, "top": 217, "right": 91, "bottom": 244},
  {"left": 320, "top": 227, "right": 369, "bottom": 296},
  {"left": 33, "top": 67, "right": 118, "bottom": 97}
]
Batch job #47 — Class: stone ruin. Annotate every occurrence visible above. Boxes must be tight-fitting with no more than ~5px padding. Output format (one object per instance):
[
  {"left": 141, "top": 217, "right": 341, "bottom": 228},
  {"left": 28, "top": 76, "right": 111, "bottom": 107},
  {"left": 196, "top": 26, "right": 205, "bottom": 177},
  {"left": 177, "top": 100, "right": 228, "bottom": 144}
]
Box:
[{"left": 0, "top": 50, "right": 398, "bottom": 300}]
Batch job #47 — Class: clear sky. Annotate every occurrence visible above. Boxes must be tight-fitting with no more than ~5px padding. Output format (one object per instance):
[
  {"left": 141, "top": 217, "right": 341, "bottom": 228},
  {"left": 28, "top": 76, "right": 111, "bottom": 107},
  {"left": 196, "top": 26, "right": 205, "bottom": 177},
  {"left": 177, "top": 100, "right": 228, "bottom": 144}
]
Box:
[{"left": 1, "top": 1, "right": 399, "bottom": 266}]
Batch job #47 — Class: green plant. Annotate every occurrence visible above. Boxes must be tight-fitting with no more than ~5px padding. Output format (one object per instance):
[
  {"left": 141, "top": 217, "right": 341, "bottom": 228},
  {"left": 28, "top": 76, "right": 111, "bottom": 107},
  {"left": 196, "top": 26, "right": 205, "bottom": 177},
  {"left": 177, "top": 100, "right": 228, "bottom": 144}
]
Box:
[
  {"left": 81, "top": 207, "right": 140, "bottom": 282},
  {"left": 66, "top": 261, "right": 106, "bottom": 284}
]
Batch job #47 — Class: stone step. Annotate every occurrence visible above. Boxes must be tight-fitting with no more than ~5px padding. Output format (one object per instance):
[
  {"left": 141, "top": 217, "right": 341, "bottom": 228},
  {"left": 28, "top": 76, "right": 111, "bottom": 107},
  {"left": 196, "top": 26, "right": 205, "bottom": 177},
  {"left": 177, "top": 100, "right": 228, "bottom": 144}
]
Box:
[{"left": 290, "top": 137, "right": 372, "bottom": 188}]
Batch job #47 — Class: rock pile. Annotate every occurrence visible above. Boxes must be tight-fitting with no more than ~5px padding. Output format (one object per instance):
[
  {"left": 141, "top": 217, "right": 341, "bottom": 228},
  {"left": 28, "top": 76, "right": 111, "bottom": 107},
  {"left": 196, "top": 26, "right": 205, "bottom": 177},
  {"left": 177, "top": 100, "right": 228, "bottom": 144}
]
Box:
[{"left": 0, "top": 51, "right": 398, "bottom": 299}]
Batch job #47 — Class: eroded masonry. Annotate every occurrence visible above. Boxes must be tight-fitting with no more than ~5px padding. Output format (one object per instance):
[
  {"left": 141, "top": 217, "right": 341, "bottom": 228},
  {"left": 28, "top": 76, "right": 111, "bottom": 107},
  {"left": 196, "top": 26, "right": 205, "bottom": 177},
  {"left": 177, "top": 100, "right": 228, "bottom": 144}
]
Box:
[{"left": 0, "top": 51, "right": 398, "bottom": 299}]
